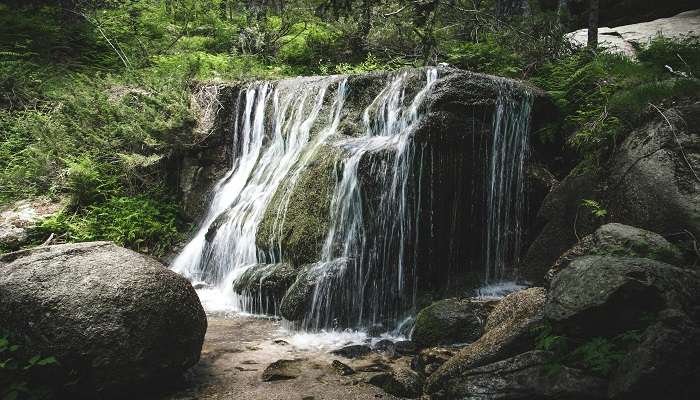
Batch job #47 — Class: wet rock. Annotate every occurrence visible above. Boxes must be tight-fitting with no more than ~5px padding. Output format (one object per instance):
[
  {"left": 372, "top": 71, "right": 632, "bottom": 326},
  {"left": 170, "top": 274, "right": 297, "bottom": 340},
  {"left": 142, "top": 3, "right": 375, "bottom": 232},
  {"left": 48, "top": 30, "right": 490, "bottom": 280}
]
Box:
[
  {"left": 545, "top": 255, "right": 700, "bottom": 336},
  {"left": 355, "top": 361, "right": 392, "bottom": 373},
  {"left": 279, "top": 259, "right": 347, "bottom": 321},
  {"left": 412, "top": 298, "right": 495, "bottom": 348},
  {"left": 547, "top": 223, "right": 684, "bottom": 282},
  {"left": 256, "top": 145, "right": 342, "bottom": 266},
  {"left": 331, "top": 344, "right": 372, "bottom": 359},
  {"left": 367, "top": 367, "right": 423, "bottom": 399},
  {"left": 331, "top": 360, "right": 355, "bottom": 376},
  {"left": 373, "top": 339, "right": 396, "bottom": 356},
  {"left": 428, "top": 350, "right": 606, "bottom": 399},
  {"left": 394, "top": 340, "right": 418, "bottom": 355},
  {"left": 261, "top": 359, "right": 303, "bottom": 381},
  {"left": 425, "top": 287, "right": 546, "bottom": 395},
  {"left": 0, "top": 242, "right": 206, "bottom": 397},
  {"left": 411, "top": 347, "right": 456, "bottom": 377},
  {"left": 232, "top": 263, "right": 298, "bottom": 315}
]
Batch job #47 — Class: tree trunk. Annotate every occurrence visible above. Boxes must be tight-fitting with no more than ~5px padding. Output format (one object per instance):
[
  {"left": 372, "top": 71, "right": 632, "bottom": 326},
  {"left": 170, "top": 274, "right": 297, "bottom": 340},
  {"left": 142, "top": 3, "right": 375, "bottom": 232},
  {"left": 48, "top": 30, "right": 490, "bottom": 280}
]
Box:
[
  {"left": 588, "top": 0, "right": 599, "bottom": 50},
  {"left": 557, "top": 0, "right": 570, "bottom": 27},
  {"left": 496, "top": 0, "right": 530, "bottom": 18}
]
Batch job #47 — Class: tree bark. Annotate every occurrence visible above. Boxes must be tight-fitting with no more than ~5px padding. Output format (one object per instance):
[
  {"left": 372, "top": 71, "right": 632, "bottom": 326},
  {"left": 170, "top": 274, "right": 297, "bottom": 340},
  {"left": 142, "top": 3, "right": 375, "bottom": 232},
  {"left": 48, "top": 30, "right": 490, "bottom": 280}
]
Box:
[
  {"left": 588, "top": 0, "right": 599, "bottom": 50},
  {"left": 496, "top": 0, "right": 530, "bottom": 18}
]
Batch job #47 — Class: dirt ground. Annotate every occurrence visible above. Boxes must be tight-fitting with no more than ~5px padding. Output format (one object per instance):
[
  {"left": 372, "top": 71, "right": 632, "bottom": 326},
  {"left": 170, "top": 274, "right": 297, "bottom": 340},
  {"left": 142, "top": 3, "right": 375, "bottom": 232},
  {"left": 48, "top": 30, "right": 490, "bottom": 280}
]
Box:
[{"left": 161, "top": 316, "right": 407, "bottom": 400}]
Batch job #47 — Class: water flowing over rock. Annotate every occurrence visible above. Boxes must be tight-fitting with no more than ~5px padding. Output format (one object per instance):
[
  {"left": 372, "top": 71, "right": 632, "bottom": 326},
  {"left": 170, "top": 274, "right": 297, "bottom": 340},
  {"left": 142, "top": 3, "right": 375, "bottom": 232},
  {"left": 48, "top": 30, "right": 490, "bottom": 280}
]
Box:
[
  {"left": 172, "top": 67, "right": 544, "bottom": 332},
  {"left": 0, "top": 242, "right": 206, "bottom": 397}
]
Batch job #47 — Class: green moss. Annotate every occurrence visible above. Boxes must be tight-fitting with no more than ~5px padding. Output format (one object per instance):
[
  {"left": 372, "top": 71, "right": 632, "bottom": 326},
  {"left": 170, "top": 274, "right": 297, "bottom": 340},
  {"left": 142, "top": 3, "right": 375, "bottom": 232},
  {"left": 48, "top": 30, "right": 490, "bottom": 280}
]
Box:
[{"left": 257, "top": 145, "right": 341, "bottom": 266}]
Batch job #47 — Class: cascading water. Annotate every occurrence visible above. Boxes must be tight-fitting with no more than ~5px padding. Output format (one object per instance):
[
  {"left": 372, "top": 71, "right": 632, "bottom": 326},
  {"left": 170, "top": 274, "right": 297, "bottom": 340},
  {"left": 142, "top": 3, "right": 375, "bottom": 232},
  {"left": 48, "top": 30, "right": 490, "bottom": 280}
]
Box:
[
  {"left": 301, "top": 69, "right": 438, "bottom": 331},
  {"left": 171, "top": 76, "right": 347, "bottom": 308},
  {"left": 484, "top": 90, "right": 532, "bottom": 284},
  {"left": 172, "top": 67, "right": 534, "bottom": 333}
]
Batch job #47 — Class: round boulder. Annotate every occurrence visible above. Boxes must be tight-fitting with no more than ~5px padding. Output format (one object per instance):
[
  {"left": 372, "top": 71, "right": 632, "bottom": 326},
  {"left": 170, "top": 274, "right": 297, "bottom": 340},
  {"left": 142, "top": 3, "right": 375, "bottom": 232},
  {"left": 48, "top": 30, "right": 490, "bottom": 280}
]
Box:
[{"left": 0, "top": 242, "right": 207, "bottom": 397}]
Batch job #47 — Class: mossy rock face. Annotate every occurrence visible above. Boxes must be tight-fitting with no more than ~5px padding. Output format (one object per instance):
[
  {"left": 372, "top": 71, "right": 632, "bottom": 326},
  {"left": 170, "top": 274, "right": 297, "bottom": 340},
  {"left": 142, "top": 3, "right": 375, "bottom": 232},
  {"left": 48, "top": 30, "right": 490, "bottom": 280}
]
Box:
[
  {"left": 256, "top": 145, "right": 342, "bottom": 266},
  {"left": 412, "top": 298, "right": 496, "bottom": 348}
]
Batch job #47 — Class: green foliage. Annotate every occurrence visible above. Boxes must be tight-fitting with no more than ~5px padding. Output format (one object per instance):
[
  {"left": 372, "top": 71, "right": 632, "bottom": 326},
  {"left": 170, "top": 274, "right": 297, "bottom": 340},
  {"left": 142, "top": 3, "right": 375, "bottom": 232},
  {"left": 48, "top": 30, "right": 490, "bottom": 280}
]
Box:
[
  {"left": 581, "top": 199, "right": 607, "bottom": 218},
  {"left": 1, "top": 334, "right": 57, "bottom": 400},
  {"left": 533, "top": 321, "right": 645, "bottom": 377},
  {"left": 444, "top": 37, "right": 522, "bottom": 77},
  {"left": 38, "top": 194, "right": 186, "bottom": 256},
  {"left": 533, "top": 36, "right": 700, "bottom": 165}
]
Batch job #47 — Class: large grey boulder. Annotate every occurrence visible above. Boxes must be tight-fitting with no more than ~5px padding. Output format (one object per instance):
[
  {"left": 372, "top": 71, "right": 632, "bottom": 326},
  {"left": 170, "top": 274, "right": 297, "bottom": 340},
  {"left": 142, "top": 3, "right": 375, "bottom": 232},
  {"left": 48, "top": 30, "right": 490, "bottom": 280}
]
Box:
[
  {"left": 545, "top": 255, "right": 700, "bottom": 335},
  {"left": 0, "top": 242, "right": 207, "bottom": 397},
  {"left": 433, "top": 350, "right": 606, "bottom": 400},
  {"left": 545, "top": 254, "right": 700, "bottom": 398},
  {"left": 605, "top": 101, "right": 700, "bottom": 244},
  {"left": 546, "top": 223, "right": 684, "bottom": 282},
  {"left": 412, "top": 298, "right": 496, "bottom": 348},
  {"left": 425, "top": 287, "right": 546, "bottom": 396}
]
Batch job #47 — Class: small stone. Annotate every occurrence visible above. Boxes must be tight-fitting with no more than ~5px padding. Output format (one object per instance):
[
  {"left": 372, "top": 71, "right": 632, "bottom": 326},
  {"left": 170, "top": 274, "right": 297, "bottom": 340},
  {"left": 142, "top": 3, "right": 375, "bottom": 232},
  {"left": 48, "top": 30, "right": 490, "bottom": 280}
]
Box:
[
  {"left": 355, "top": 362, "right": 391, "bottom": 373},
  {"left": 261, "top": 359, "right": 302, "bottom": 381},
  {"left": 373, "top": 339, "right": 395, "bottom": 354},
  {"left": 368, "top": 367, "right": 422, "bottom": 398},
  {"left": 273, "top": 339, "right": 290, "bottom": 346},
  {"left": 331, "top": 344, "right": 371, "bottom": 358},
  {"left": 331, "top": 360, "right": 355, "bottom": 376},
  {"left": 193, "top": 282, "right": 208, "bottom": 290}
]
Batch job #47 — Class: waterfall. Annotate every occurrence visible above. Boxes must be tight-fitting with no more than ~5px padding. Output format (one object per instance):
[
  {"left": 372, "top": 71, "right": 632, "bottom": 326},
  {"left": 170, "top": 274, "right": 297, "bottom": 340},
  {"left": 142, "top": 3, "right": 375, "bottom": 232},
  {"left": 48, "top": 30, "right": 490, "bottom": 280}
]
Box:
[
  {"left": 171, "top": 67, "right": 534, "bottom": 332},
  {"left": 171, "top": 76, "right": 347, "bottom": 300},
  {"left": 302, "top": 69, "right": 438, "bottom": 330},
  {"left": 484, "top": 89, "right": 532, "bottom": 283}
]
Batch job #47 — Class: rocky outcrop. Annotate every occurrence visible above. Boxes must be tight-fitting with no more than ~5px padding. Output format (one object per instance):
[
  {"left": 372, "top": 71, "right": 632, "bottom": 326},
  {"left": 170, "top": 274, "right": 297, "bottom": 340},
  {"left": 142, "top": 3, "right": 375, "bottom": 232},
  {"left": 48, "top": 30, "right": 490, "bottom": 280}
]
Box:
[
  {"left": 0, "top": 242, "right": 207, "bottom": 397},
  {"left": 568, "top": 9, "right": 700, "bottom": 58},
  {"left": 521, "top": 168, "right": 602, "bottom": 284},
  {"left": 425, "top": 287, "right": 546, "bottom": 397},
  {"left": 440, "top": 350, "right": 607, "bottom": 400},
  {"left": 547, "top": 223, "right": 685, "bottom": 282},
  {"left": 523, "top": 101, "right": 700, "bottom": 285},
  {"left": 605, "top": 101, "right": 700, "bottom": 242},
  {"left": 546, "top": 254, "right": 700, "bottom": 333},
  {"left": 411, "top": 298, "right": 496, "bottom": 348},
  {"left": 0, "top": 198, "right": 63, "bottom": 251}
]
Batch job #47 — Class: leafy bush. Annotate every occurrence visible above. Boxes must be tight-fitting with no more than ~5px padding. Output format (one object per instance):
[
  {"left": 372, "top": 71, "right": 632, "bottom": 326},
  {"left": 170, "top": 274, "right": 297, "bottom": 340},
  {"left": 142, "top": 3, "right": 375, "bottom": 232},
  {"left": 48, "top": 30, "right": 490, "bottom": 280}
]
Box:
[
  {"left": 1, "top": 334, "right": 57, "bottom": 400},
  {"left": 38, "top": 194, "right": 186, "bottom": 256}
]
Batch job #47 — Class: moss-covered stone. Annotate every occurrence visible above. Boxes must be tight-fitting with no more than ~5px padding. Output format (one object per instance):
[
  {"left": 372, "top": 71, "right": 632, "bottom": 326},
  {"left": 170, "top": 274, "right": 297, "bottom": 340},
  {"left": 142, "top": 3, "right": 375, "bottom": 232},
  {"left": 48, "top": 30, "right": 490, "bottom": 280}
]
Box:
[
  {"left": 256, "top": 145, "right": 342, "bottom": 266},
  {"left": 412, "top": 298, "right": 496, "bottom": 348},
  {"left": 232, "top": 262, "right": 297, "bottom": 315}
]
